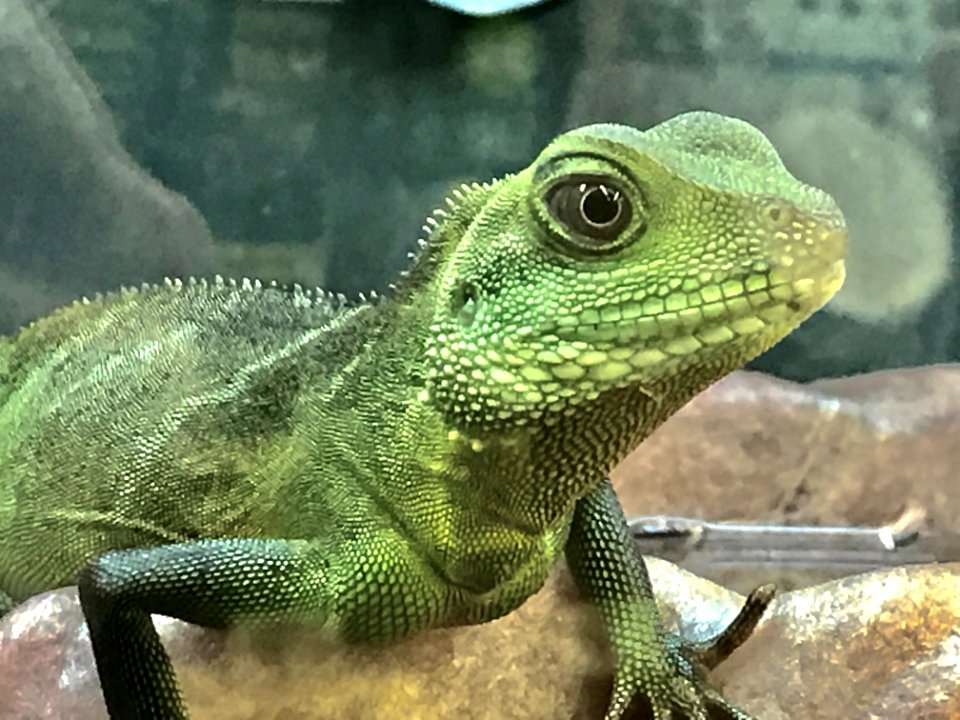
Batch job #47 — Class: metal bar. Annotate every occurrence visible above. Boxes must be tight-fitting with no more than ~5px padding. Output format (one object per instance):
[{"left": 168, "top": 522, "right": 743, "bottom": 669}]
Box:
[{"left": 628, "top": 506, "right": 960, "bottom": 573}]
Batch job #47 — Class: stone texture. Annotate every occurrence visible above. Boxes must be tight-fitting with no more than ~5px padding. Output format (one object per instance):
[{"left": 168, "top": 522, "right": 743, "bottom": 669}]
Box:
[
  {"left": 615, "top": 367, "right": 960, "bottom": 530},
  {"left": 3, "top": 561, "right": 959, "bottom": 719},
  {"left": 614, "top": 366, "right": 960, "bottom": 592}
]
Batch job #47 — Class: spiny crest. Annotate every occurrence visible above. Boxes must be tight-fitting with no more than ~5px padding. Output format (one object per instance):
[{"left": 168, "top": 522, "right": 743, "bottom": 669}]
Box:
[
  {"left": 170, "top": 275, "right": 381, "bottom": 311},
  {"left": 27, "top": 273, "right": 384, "bottom": 336},
  {"left": 151, "top": 275, "right": 340, "bottom": 309},
  {"left": 389, "top": 176, "right": 508, "bottom": 299},
  {"left": 27, "top": 173, "right": 509, "bottom": 334}
]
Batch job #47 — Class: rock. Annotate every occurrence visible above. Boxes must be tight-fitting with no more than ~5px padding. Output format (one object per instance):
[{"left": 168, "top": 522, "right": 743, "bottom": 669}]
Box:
[
  {"left": 616, "top": 366, "right": 960, "bottom": 535},
  {"left": 2, "top": 561, "right": 958, "bottom": 719},
  {"left": 720, "top": 562, "right": 960, "bottom": 720}
]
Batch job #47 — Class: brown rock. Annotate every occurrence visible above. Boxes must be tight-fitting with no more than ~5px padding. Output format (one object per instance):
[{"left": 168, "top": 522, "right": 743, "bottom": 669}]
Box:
[
  {"left": 719, "top": 563, "right": 960, "bottom": 720},
  {"left": 615, "top": 367, "right": 960, "bottom": 531}
]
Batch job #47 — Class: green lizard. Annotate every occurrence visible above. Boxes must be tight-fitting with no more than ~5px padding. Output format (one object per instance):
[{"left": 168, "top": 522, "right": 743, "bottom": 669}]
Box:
[{"left": 0, "top": 111, "right": 845, "bottom": 719}]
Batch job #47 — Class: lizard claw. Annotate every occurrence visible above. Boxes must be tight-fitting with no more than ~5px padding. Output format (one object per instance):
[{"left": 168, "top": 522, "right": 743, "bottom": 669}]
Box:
[
  {"left": 602, "top": 655, "right": 754, "bottom": 720},
  {"left": 602, "top": 585, "right": 774, "bottom": 720}
]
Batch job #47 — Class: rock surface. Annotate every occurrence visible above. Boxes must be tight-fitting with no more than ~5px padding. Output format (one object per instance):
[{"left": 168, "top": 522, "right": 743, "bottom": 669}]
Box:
[
  {"left": 3, "top": 560, "right": 958, "bottom": 719},
  {"left": 614, "top": 367, "right": 960, "bottom": 576}
]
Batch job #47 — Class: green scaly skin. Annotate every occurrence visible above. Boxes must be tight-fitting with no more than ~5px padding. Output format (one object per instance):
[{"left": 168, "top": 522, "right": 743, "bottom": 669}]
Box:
[{"left": 0, "top": 112, "right": 846, "bottom": 719}]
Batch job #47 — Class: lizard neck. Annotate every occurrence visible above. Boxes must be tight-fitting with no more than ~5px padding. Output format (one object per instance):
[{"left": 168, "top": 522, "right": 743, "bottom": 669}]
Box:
[
  {"left": 367, "top": 295, "right": 696, "bottom": 535},
  {"left": 450, "top": 383, "right": 695, "bottom": 533}
]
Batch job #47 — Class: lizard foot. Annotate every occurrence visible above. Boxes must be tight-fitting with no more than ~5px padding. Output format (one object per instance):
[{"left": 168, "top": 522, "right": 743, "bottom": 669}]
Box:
[{"left": 603, "top": 584, "right": 775, "bottom": 720}]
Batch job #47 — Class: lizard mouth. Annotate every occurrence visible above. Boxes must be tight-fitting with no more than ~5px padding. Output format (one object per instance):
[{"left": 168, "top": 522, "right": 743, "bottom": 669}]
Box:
[{"left": 526, "top": 258, "right": 845, "bottom": 382}]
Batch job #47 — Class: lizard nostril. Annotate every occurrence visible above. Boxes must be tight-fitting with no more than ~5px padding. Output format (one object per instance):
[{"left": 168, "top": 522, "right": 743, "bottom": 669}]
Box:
[{"left": 761, "top": 201, "right": 792, "bottom": 230}]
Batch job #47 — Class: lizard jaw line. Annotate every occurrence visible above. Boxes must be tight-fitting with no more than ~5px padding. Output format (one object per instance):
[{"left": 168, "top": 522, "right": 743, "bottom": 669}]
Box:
[
  {"left": 550, "top": 275, "right": 839, "bottom": 348},
  {"left": 424, "top": 265, "right": 845, "bottom": 424}
]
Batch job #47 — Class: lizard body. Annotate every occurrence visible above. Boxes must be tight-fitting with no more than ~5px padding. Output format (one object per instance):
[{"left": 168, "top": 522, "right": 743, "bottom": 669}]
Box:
[{"left": 0, "top": 112, "right": 846, "bottom": 719}]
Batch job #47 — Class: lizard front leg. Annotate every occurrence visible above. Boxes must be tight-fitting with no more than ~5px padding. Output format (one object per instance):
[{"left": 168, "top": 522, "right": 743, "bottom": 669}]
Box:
[
  {"left": 565, "top": 479, "right": 770, "bottom": 720},
  {"left": 78, "top": 538, "right": 336, "bottom": 719}
]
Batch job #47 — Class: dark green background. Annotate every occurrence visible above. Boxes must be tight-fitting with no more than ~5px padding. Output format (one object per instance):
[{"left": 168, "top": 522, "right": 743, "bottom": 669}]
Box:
[{"left": 2, "top": 0, "right": 958, "bottom": 380}]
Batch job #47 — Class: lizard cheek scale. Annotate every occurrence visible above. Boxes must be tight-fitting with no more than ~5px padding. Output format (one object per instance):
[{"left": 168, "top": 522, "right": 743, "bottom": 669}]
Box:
[{"left": 0, "top": 111, "right": 846, "bottom": 720}]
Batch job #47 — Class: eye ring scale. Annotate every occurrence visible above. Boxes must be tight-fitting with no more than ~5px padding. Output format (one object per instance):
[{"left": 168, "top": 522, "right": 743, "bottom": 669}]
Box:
[{"left": 545, "top": 175, "right": 639, "bottom": 252}]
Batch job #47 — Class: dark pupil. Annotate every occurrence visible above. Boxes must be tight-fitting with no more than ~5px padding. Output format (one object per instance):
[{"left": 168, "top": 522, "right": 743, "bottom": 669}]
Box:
[
  {"left": 546, "top": 176, "right": 634, "bottom": 247},
  {"left": 580, "top": 184, "right": 621, "bottom": 227}
]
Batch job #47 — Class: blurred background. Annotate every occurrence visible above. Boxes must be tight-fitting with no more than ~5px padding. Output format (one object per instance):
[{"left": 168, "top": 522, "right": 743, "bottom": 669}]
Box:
[{"left": 1, "top": 0, "right": 957, "bottom": 381}]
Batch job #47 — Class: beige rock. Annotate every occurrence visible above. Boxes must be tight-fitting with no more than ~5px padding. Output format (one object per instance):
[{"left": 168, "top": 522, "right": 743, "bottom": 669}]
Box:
[{"left": 3, "top": 561, "right": 959, "bottom": 719}]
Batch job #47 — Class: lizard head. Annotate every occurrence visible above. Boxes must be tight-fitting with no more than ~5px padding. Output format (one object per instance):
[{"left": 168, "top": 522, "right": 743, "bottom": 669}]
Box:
[{"left": 417, "top": 111, "right": 847, "bottom": 430}]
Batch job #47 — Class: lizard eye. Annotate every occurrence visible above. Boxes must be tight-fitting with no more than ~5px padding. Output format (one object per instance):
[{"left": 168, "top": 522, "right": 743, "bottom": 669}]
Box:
[{"left": 546, "top": 177, "right": 635, "bottom": 247}]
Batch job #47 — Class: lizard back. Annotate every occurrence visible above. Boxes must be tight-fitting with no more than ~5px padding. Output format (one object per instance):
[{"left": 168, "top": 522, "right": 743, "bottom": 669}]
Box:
[{"left": 0, "top": 278, "right": 372, "bottom": 600}]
